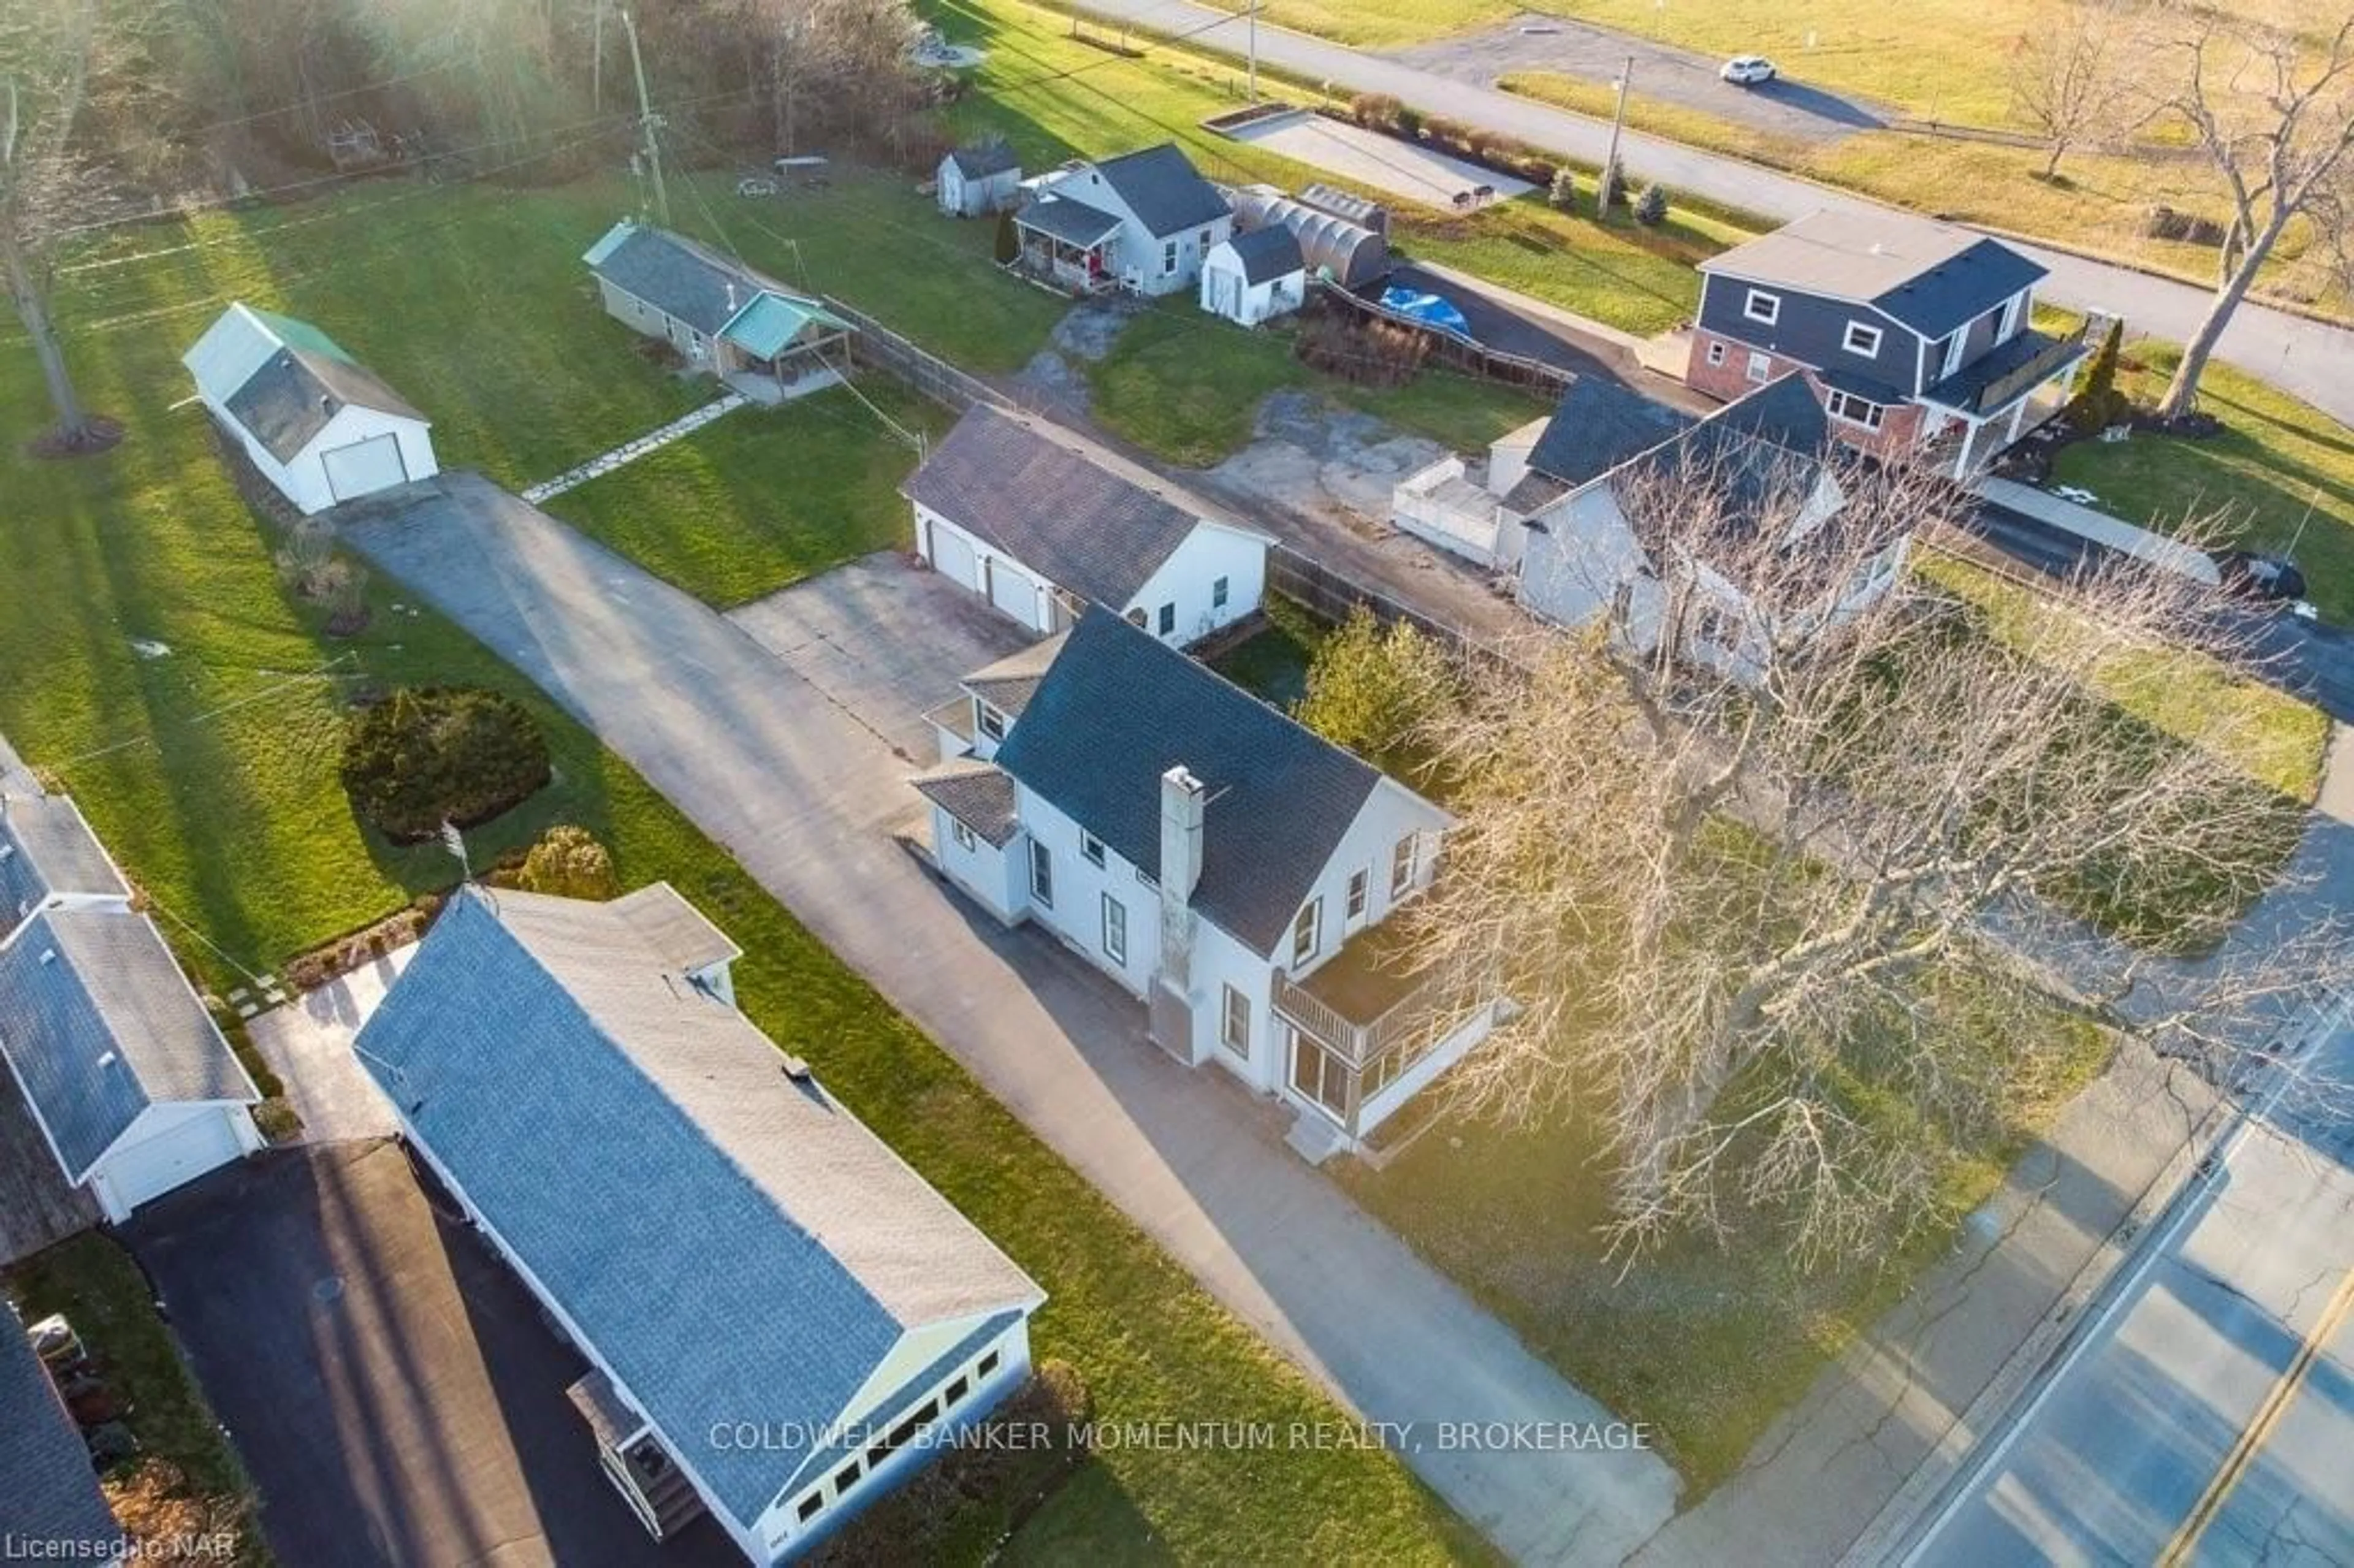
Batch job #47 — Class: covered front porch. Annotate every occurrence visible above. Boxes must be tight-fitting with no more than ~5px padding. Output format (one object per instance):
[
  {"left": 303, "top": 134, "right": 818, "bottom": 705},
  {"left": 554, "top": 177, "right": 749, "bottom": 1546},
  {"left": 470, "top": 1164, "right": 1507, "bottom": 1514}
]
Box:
[
  {"left": 1011, "top": 197, "right": 1120, "bottom": 295},
  {"left": 1271, "top": 922, "right": 1502, "bottom": 1163},
  {"left": 715, "top": 290, "right": 855, "bottom": 405},
  {"left": 1919, "top": 324, "right": 2089, "bottom": 481}
]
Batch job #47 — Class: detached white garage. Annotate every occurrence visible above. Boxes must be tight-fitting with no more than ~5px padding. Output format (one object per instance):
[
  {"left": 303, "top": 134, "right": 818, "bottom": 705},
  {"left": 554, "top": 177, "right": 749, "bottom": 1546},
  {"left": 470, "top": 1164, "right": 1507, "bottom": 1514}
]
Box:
[
  {"left": 0, "top": 796, "right": 262, "bottom": 1225},
  {"left": 183, "top": 302, "right": 438, "bottom": 514}
]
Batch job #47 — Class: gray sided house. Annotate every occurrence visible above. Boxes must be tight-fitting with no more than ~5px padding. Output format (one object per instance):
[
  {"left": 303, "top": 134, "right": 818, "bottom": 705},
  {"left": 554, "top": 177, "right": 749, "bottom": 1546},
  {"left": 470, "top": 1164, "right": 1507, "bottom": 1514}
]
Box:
[
  {"left": 0, "top": 1302, "right": 123, "bottom": 1555},
  {"left": 354, "top": 885, "right": 1044, "bottom": 1565},
  {"left": 0, "top": 793, "right": 262, "bottom": 1230},
  {"left": 937, "top": 142, "right": 1023, "bottom": 217},
  {"left": 1013, "top": 143, "right": 1233, "bottom": 297},
  {"left": 1689, "top": 208, "right": 2087, "bottom": 479},
  {"left": 904, "top": 405, "right": 1271, "bottom": 645},
  {"left": 1518, "top": 375, "right": 1910, "bottom": 685},
  {"left": 915, "top": 611, "right": 1503, "bottom": 1163},
  {"left": 582, "top": 219, "right": 854, "bottom": 403}
]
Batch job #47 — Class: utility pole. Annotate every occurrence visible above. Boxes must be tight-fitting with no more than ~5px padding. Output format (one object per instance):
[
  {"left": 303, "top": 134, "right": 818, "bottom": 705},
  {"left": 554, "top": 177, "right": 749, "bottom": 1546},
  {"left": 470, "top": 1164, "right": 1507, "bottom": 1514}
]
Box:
[
  {"left": 591, "top": 0, "right": 606, "bottom": 115},
  {"left": 1600, "top": 55, "right": 1632, "bottom": 211},
  {"left": 618, "top": 7, "right": 668, "bottom": 227},
  {"left": 1248, "top": 0, "right": 1260, "bottom": 104}
]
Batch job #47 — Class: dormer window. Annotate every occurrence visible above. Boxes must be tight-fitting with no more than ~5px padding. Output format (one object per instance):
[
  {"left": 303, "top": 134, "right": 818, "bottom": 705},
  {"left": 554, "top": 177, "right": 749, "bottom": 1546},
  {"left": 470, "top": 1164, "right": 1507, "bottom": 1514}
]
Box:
[
  {"left": 976, "top": 703, "right": 1007, "bottom": 742},
  {"left": 1842, "top": 321, "right": 1883, "bottom": 357},
  {"left": 1743, "top": 289, "right": 1781, "bottom": 326}
]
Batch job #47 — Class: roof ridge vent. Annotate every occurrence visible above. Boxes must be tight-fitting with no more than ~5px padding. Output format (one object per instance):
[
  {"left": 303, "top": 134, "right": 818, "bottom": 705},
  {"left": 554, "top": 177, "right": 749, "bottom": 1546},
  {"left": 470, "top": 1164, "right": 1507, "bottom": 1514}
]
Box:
[{"left": 37, "top": 948, "right": 56, "bottom": 965}]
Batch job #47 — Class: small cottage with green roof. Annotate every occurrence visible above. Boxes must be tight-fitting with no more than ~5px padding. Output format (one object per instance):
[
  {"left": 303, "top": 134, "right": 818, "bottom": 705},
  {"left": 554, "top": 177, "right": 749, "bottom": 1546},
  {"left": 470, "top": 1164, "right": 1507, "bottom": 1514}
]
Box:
[{"left": 582, "top": 218, "right": 854, "bottom": 403}]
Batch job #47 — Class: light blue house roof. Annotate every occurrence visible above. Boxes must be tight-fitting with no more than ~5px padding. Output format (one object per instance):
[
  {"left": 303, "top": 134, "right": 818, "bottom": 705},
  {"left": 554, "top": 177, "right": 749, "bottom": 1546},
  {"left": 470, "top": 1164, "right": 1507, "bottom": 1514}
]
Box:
[
  {"left": 718, "top": 291, "right": 851, "bottom": 361},
  {"left": 0, "top": 796, "right": 127, "bottom": 928},
  {"left": 0, "top": 908, "right": 254, "bottom": 1180},
  {"left": 354, "top": 886, "right": 1042, "bottom": 1529}
]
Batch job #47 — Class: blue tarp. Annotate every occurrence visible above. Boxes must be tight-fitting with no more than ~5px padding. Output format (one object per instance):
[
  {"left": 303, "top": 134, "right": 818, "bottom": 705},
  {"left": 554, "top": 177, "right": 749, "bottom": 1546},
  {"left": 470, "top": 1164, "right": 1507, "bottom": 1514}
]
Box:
[{"left": 1379, "top": 286, "right": 1472, "bottom": 340}]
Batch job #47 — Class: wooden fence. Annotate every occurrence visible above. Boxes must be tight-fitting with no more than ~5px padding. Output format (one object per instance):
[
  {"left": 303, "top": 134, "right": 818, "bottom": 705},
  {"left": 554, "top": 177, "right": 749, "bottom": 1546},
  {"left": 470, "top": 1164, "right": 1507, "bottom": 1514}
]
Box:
[
  {"left": 823, "top": 294, "right": 1011, "bottom": 415},
  {"left": 1312, "top": 283, "right": 1572, "bottom": 396}
]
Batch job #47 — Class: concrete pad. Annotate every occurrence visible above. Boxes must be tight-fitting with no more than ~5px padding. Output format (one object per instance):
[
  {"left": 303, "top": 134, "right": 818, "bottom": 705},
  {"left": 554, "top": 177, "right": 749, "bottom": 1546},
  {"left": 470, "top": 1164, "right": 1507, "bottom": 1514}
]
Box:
[
  {"left": 1226, "top": 110, "right": 1533, "bottom": 208},
  {"left": 247, "top": 947, "right": 414, "bottom": 1144}
]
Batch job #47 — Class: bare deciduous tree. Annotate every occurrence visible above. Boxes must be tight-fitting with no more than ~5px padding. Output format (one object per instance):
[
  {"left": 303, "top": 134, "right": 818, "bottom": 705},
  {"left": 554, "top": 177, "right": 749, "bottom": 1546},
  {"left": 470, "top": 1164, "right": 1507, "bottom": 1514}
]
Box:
[
  {"left": 1403, "top": 444, "right": 2343, "bottom": 1265},
  {"left": 2149, "top": 7, "right": 2354, "bottom": 418},
  {"left": 2007, "top": 2, "right": 2136, "bottom": 178},
  {"left": 1, "top": 0, "right": 104, "bottom": 449}
]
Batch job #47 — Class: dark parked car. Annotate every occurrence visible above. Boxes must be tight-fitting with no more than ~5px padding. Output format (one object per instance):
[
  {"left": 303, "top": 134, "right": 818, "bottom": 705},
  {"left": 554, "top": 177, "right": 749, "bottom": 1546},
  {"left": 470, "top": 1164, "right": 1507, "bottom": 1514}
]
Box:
[{"left": 2216, "top": 549, "right": 2307, "bottom": 603}]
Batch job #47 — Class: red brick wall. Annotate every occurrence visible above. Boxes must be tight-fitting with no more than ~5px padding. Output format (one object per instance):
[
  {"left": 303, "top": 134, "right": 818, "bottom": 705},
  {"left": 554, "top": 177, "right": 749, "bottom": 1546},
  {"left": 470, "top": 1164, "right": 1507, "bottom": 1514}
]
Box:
[{"left": 1684, "top": 329, "right": 1929, "bottom": 460}]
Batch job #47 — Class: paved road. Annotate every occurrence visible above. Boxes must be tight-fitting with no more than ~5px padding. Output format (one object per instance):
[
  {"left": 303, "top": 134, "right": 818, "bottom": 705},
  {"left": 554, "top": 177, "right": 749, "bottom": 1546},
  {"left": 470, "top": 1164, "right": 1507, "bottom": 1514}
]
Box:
[
  {"left": 1388, "top": 18, "right": 1891, "bottom": 142},
  {"left": 1903, "top": 1015, "right": 2354, "bottom": 1566},
  {"left": 1078, "top": 0, "right": 2354, "bottom": 429},
  {"left": 343, "top": 472, "right": 1680, "bottom": 1566}
]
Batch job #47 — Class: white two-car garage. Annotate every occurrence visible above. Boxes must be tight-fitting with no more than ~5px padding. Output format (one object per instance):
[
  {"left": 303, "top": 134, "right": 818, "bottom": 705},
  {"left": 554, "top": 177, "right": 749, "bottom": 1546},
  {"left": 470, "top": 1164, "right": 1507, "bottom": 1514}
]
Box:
[{"left": 86, "top": 1103, "right": 262, "bottom": 1222}]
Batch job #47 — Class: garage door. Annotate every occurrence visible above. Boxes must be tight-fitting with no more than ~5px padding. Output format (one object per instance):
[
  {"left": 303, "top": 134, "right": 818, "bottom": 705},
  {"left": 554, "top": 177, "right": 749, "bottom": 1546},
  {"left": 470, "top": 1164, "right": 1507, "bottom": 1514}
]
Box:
[
  {"left": 928, "top": 519, "right": 979, "bottom": 592},
  {"left": 987, "top": 558, "right": 1037, "bottom": 625},
  {"left": 97, "top": 1109, "right": 244, "bottom": 1216},
  {"left": 321, "top": 433, "right": 409, "bottom": 501}
]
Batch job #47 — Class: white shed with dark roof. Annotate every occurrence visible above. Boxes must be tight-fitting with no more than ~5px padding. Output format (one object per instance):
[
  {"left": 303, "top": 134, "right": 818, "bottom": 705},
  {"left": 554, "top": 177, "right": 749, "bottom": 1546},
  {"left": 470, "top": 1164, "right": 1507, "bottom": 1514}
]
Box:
[
  {"left": 1199, "top": 226, "right": 1306, "bottom": 327},
  {"left": 937, "top": 142, "right": 1023, "bottom": 217},
  {"left": 903, "top": 405, "right": 1271, "bottom": 645},
  {"left": 182, "top": 303, "right": 436, "bottom": 514}
]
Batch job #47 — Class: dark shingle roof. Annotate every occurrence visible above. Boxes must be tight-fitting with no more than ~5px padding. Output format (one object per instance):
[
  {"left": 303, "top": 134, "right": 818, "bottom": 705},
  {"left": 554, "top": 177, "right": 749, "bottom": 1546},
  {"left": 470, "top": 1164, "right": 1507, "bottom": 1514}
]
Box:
[
  {"left": 1599, "top": 376, "right": 1841, "bottom": 549},
  {"left": 0, "top": 908, "right": 253, "bottom": 1179},
  {"left": 1526, "top": 377, "right": 1695, "bottom": 487},
  {"left": 1015, "top": 196, "right": 1122, "bottom": 248},
  {"left": 221, "top": 346, "right": 425, "bottom": 463},
  {"left": 1091, "top": 144, "right": 1229, "bottom": 237},
  {"left": 584, "top": 220, "right": 772, "bottom": 337},
  {"left": 0, "top": 1304, "right": 121, "bottom": 1553},
  {"left": 947, "top": 142, "right": 1021, "bottom": 180},
  {"left": 911, "top": 760, "right": 1022, "bottom": 848},
  {"left": 1222, "top": 226, "right": 1304, "bottom": 285},
  {"left": 0, "top": 796, "right": 125, "bottom": 928},
  {"left": 354, "top": 886, "right": 1042, "bottom": 1528},
  {"left": 905, "top": 408, "right": 1219, "bottom": 609},
  {"left": 992, "top": 612, "right": 1431, "bottom": 954},
  {"left": 1701, "top": 209, "right": 2047, "bottom": 340}
]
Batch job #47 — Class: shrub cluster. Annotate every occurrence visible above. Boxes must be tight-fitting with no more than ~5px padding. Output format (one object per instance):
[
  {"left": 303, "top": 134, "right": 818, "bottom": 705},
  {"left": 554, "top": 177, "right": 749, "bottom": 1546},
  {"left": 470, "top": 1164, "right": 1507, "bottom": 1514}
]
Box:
[
  {"left": 1294, "top": 309, "right": 1431, "bottom": 388},
  {"left": 340, "top": 686, "right": 551, "bottom": 842},
  {"left": 1347, "top": 96, "right": 1560, "bottom": 186},
  {"left": 2144, "top": 205, "right": 2227, "bottom": 246}
]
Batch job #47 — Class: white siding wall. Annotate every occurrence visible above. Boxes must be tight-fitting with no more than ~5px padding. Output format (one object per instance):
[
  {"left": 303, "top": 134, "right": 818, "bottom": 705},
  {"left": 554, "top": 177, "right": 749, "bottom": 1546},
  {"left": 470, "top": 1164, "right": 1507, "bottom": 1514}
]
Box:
[
  {"left": 204, "top": 400, "right": 436, "bottom": 514},
  {"left": 1197, "top": 251, "right": 1305, "bottom": 326},
  {"left": 915, "top": 505, "right": 1060, "bottom": 636},
  {"left": 1119, "top": 524, "right": 1269, "bottom": 647},
  {"left": 596, "top": 278, "right": 709, "bottom": 362},
  {"left": 928, "top": 803, "right": 1027, "bottom": 923},
  {"left": 1516, "top": 485, "right": 1650, "bottom": 634},
  {"left": 1055, "top": 168, "right": 1232, "bottom": 298},
  {"left": 1010, "top": 788, "right": 1163, "bottom": 997},
  {"left": 86, "top": 1101, "right": 262, "bottom": 1222}
]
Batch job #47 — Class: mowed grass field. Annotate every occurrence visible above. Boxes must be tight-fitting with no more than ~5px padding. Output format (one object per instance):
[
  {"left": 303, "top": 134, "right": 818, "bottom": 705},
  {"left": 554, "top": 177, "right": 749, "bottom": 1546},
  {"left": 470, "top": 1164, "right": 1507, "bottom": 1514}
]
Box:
[{"left": 2, "top": 170, "right": 1496, "bottom": 1568}]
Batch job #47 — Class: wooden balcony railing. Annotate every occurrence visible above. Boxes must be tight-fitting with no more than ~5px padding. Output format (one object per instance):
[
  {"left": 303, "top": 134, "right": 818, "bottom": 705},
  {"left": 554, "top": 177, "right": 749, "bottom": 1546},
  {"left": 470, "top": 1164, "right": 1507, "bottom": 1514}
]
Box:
[{"left": 1273, "top": 969, "right": 1450, "bottom": 1066}]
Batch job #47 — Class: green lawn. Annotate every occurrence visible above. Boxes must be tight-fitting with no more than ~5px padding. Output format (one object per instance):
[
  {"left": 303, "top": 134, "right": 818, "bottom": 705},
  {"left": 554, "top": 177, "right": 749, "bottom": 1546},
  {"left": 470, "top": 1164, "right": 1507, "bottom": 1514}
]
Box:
[
  {"left": 1341, "top": 1001, "right": 2112, "bottom": 1495},
  {"left": 7, "top": 147, "right": 1493, "bottom": 1568},
  {"left": 9, "top": 1234, "right": 266, "bottom": 1562},
  {"left": 2051, "top": 348, "right": 2354, "bottom": 625},
  {"left": 544, "top": 383, "right": 948, "bottom": 608},
  {"left": 1208, "top": 594, "right": 1335, "bottom": 707}
]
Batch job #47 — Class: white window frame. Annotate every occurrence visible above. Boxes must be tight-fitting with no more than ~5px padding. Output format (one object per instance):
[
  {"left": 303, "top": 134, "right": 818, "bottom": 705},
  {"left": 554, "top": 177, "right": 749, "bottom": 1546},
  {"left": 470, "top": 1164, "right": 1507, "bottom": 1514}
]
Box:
[
  {"left": 1391, "top": 835, "right": 1419, "bottom": 897},
  {"left": 1212, "top": 576, "right": 1230, "bottom": 609},
  {"left": 1997, "top": 294, "right": 2022, "bottom": 341},
  {"left": 1220, "top": 983, "right": 1251, "bottom": 1056},
  {"left": 1742, "top": 289, "right": 1781, "bottom": 325},
  {"left": 1745, "top": 350, "right": 1773, "bottom": 385},
  {"left": 951, "top": 820, "right": 977, "bottom": 853},
  {"left": 1291, "top": 897, "right": 1322, "bottom": 968},
  {"left": 1029, "top": 841, "right": 1054, "bottom": 908},
  {"left": 1081, "top": 830, "right": 1107, "bottom": 868},
  {"left": 1824, "top": 389, "right": 1886, "bottom": 432},
  {"left": 1162, "top": 239, "right": 1178, "bottom": 275},
  {"left": 976, "top": 703, "right": 1007, "bottom": 742},
  {"left": 1101, "top": 893, "right": 1127, "bottom": 965},
  {"left": 1157, "top": 602, "right": 1176, "bottom": 636},
  {"left": 1842, "top": 321, "right": 1883, "bottom": 357},
  {"left": 1705, "top": 340, "right": 1727, "bottom": 367},
  {"left": 1346, "top": 868, "right": 1369, "bottom": 923}
]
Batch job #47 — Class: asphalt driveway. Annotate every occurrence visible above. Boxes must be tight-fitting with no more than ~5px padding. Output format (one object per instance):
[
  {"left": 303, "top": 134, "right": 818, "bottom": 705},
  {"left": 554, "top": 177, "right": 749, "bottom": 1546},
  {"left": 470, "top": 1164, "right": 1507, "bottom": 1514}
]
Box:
[
  {"left": 342, "top": 471, "right": 1680, "bottom": 1565},
  {"left": 1388, "top": 16, "right": 1892, "bottom": 143},
  {"left": 124, "top": 1141, "right": 737, "bottom": 1567}
]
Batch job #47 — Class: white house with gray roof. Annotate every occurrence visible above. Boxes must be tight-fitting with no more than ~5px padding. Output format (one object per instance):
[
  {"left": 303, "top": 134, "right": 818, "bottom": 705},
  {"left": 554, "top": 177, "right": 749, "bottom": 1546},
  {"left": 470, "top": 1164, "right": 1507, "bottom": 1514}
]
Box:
[
  {"left": 582, "top": 219, "right": 853, "bottom": 402},
  {"left": 936, "top": 142, "right": 1022, "bottom": 217},
  {"left": 0, "top": 792, "right": 263, "bottom": 1224},
  {"left": 914, "top": 611, "right": 1502, "bottom": 1162},
  {"left": 1013, "top": 143, "right": 1232, "bottom": 297},
  {"left": 905, "top": 405, "right": 1271, "bottom": 645},
  {"left": 354, "top": 883, "right": 1043, "bottom": 1563},
  {"left": 1198, "top": 226, "right": 1306, "bottom": 327},
  {"left": 182, "top": 303, "right": 437, "bottom": 513}
]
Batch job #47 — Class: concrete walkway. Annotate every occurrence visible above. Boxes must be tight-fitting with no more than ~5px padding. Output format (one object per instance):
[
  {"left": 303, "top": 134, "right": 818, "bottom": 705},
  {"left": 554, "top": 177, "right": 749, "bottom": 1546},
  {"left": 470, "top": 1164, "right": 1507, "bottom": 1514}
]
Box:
[
  {"left": 1069, "top": 0, "right": 2354, "bottom": 430},
  {"left": 246, "top": 946, "right": 412, "bottom": 1144},
  {"left": 344, "top": 472, "right": 1679, "bottom": 1566},
  {"left": 518, "top": 392, "right": 745, "bottom": 504}
]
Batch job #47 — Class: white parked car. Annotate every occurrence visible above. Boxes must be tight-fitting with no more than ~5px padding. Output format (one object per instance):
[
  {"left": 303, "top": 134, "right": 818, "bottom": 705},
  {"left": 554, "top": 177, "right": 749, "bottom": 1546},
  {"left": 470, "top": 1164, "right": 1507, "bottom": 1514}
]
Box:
[{"left": 1721, "top": 56, "right": 1778, "bottom": 86}]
